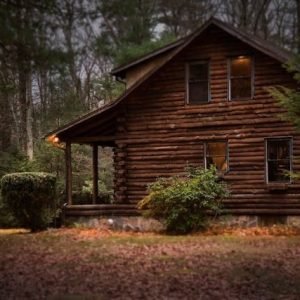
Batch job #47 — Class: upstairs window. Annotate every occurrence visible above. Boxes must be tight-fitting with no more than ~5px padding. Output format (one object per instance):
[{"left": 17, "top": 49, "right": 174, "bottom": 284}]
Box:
[
  {"left": 266, "top": 138, "right": 292, "bottom": 183},
  {"left": 205, "top": 141, "right": 228, "bottom": 172},
  {"left": 186, "top": 61, "right": 209, "bottom": 104},
  {"left": 229, "top": 56, "right": 253, "bottom": 100}
]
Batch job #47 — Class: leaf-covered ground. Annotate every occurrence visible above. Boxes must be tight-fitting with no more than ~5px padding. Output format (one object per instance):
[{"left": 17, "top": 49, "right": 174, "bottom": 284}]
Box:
[{"left": 1, "top": 227, "right": 300, "bottom": 299}]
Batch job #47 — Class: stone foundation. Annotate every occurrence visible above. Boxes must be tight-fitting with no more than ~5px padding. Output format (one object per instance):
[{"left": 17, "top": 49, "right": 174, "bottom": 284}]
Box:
[
  {"left": 211, "top": 215, "right": 300, "bottom": 228},
  {"left": 65, "top": 216, "right": 164, "bottom": 232}
]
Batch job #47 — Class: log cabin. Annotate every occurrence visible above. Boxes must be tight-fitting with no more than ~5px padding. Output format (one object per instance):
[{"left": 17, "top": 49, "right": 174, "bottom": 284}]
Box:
[{"left": 47, "top": 18, "right": 300, "bottom": 223}]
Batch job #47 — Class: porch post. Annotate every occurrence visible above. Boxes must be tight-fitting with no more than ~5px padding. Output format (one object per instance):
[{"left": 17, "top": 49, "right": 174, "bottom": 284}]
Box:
[
  {"left": 65, "top": 142, "right": 72, "bottom": 205},
  {"left": 92, "top": 144, "right": 99, "bottom": 204}
]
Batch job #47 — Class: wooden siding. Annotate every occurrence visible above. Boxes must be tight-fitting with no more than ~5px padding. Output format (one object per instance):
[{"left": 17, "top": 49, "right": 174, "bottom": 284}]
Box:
[
  {"left": 126, "top": 50, "right": 176, "bottom": 89},
  {"left": 114, "top": 26, "right": 300, "bottom": 214}
]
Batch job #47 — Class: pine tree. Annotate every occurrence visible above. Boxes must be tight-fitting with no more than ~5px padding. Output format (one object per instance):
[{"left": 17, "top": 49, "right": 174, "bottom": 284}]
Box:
[{"left": 268, "top": 56, "right": 300, "bottom": 130}]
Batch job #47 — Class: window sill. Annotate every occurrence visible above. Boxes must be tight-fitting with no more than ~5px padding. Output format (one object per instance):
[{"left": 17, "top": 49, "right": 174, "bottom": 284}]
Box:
[
  {"left": 266, "top": 183, "right": 290, "bottom": 191},
  {"left": 229, "top": 97, "right": 253, "bottom": 101},
  {"left": 186, "top": 101, "right": 210, "bottom": 106}
]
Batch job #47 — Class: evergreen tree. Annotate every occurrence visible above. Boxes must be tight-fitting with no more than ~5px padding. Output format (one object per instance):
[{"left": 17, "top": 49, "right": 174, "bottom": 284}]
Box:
[
  {"left": 268, "top": 56, "right": 300, "bottom": 130},
  {"left": 269, "top": 56, "right": 300, "bottom": 179}
]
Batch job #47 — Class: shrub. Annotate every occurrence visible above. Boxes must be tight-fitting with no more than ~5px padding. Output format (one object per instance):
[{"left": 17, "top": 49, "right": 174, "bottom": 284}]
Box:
[
  {"left": 138, "top": 167, "right": 229, "bottom": 234},
  {"left": 1, "top": 172, "right": 56, "bottom": 231}
]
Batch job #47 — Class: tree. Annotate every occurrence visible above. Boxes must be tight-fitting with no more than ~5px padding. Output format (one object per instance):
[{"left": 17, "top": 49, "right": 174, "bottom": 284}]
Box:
[
  {"left": 95, "top": 0, "right": 158, "bottom": 65},
  {"left": 0, "top": 0, "right": 61, "bottom": 159},
  {"left": 268, "top": 57, "right": 300, "bottom": 130},
  {"left": 158, "top": 0, "right": 220, "bottom": 37},
  {"left": 268, "top": 56, "right": 300, "bottom": 180}
]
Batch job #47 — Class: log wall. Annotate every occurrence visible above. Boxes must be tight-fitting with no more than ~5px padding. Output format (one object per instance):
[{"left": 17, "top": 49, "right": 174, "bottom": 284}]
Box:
[{"left": 114, "top": 26, "right": 300, "bottom": 214}]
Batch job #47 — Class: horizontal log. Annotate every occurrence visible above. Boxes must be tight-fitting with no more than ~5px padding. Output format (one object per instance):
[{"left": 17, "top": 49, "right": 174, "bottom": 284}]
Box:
[
  {"left": 65, "top": 136, "right": 116, "bottom": 143},
  {"left": 223, "top": 198, "right": 300, "bottom": 204},
  {"left": 221, "top": 209, "right": 300, "bottom": 215},
  {"left": 66, "top": 204, "right": 136, "bottom": 210},
  {"left": 224, "top": 204, "right": 300, "bottom": 209},
  {"left": 65, "top": 210, "right": 140, "bottom": 217}
]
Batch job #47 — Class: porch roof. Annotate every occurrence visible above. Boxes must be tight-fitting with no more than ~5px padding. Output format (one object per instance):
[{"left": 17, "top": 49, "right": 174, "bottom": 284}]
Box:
[{"left": 46, "top": 100, "right": 121, "bottom": 146}]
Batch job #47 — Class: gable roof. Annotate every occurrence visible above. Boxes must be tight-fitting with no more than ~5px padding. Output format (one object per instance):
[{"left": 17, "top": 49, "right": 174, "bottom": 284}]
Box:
[
  {"left": 111, "top": 17, "right": 291, "bottom": 79},
  {"left": 47, "top": 17, "right": 293, "bottom": 143}
]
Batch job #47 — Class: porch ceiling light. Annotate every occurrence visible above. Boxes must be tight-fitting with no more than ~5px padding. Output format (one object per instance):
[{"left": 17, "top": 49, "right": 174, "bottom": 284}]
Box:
[{"left": 46, "top": 135, "right": 65, "bottom": 150}]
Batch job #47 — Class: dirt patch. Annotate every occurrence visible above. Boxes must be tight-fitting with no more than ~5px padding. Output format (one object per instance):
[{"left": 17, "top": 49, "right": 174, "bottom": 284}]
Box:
[{"left": 0, "top": 227, "right": 300, "bottom": 299}]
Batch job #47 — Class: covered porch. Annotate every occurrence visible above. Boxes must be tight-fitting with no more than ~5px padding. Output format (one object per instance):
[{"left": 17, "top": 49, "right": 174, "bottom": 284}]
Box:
[
  {"left": 47, "top": 102, "right": 138, "bottom": 217},
  {"left": 63, "top": 141, "right": 137, "bottom": 217}
]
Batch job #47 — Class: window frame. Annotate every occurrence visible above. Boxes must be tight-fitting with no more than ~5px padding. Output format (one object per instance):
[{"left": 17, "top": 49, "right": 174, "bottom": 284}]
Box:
[
  {"left": 204, "top": 140, "right": 229, "bottom": 173},
  {"left": 265, "top": 137, "right": 293, "bottom": 184},
  {"left": 228, "top": 55, "right": 254, "bottom": 101},
  {"left": 185, "top": 60, "right": 210, "bottom": 105}
]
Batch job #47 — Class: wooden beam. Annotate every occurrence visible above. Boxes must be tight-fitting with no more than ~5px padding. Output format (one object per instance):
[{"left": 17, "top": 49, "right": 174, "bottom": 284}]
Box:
[
  {"left": 64, "top": 136, "right": 116, "bottom": 143},
  {"left": 92, "top": 144, "right": 99, "bottom": 204},
  {"left": 65, "top": 142, "right": 72, "bottom": 205}
]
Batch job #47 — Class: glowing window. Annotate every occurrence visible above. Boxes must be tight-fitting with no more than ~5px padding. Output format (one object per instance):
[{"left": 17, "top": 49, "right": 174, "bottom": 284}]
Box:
[
  {"left": 205, "top": 141, "right": 228, "bottom": 172},
  {"left": 229, "top": 56, "right": 253, "bottom": 100}
]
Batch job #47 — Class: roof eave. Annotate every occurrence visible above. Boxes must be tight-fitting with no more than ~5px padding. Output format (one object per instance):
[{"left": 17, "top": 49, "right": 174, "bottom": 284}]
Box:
[{"left": 110, "top": 38, "right": 185, "bottom": 78}]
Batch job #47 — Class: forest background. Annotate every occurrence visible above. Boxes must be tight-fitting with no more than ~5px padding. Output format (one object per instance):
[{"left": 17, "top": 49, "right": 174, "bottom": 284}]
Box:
[{"left": 0, "top": 0, "right": 299, "bottom": 203}]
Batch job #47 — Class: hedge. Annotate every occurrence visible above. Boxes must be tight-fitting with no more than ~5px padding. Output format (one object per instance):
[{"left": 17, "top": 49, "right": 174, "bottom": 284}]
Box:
[{"left": 1, "top": 172, "right": 56, "bottom": 231}]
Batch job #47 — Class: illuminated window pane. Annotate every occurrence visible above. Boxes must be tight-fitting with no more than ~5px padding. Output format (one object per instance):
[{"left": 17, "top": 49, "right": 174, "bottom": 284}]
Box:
[
  {"left": 231, "top": 57, "right": 251, "bottom": 76},
  {"left": 205, "top": 141, "right": 228, "bottom": 172},
  {"left": 229, "top": 56, "right": 252, "bottom": 100}
]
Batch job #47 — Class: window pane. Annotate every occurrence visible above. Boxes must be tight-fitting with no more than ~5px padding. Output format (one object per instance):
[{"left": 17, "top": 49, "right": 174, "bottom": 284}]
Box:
[
  {"left": 189, "top": 63, "right": 208, "bottom": 81},
  {"left": 231, "top": 57, "right": 251, "bottom": 76},
  {"left": 206, "top": 142, "right": 227, "bottom": 156},
  {"left": 268, "top": 140, "right": 290, "bottom": 160},
  {"left": 268, "top": 160, "right": 290, "bottom": 182},
  {"left": 207, "top": 156, "right": 227, "bottom": 172},
  {"left": 231, "top": 78, "right": 251, "bottom": 99},
  {"left": 267, "top": 139, "right": 291, "bottom": 182},
  {"left": 187, "top": 62, "right": 209, "bottom": 104},
  {"left": 189, "top": 81, "right": 208, "bottom": 103},
  {"left": 206, "top": 142, "right": 228, "bottom": 172}
]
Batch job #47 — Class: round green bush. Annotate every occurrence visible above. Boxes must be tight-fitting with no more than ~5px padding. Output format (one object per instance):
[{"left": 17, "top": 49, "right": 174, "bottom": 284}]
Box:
[
  {"left": 1, "top": 172, "right": 56, "bottom": 231},
  {"left": 138, "top": 167, "right": 229, "bottom": 234}
]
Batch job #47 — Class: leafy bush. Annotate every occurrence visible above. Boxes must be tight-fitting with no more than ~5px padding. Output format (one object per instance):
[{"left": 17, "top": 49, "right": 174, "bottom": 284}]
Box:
[
  {"left": 1, "top": 172, "right": 56, "bottom": 231},
  {"left": 138, "top": 167, "right": 229, "bottom": 234}
]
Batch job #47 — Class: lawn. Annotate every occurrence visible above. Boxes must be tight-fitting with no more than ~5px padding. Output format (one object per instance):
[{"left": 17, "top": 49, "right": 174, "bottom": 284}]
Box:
[{"left": 1, "top": 228, "right": 300, "bottom": 299}]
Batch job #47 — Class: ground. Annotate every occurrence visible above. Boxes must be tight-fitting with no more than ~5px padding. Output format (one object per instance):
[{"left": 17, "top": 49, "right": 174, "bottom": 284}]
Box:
[{"left": 0, "top": 227, "right": 300, "bottom": 299}]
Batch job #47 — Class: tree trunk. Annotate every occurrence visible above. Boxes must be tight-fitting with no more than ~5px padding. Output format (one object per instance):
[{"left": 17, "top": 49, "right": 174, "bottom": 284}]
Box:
[
  {"left": 0, "top": 64, "right": 12, "bottom": 151},
  {"left": 296, "top": 0, "right": 300, "bottom": 53},
  {"left": 26, "top": 70, "right": 34, "bottom": 160}
]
